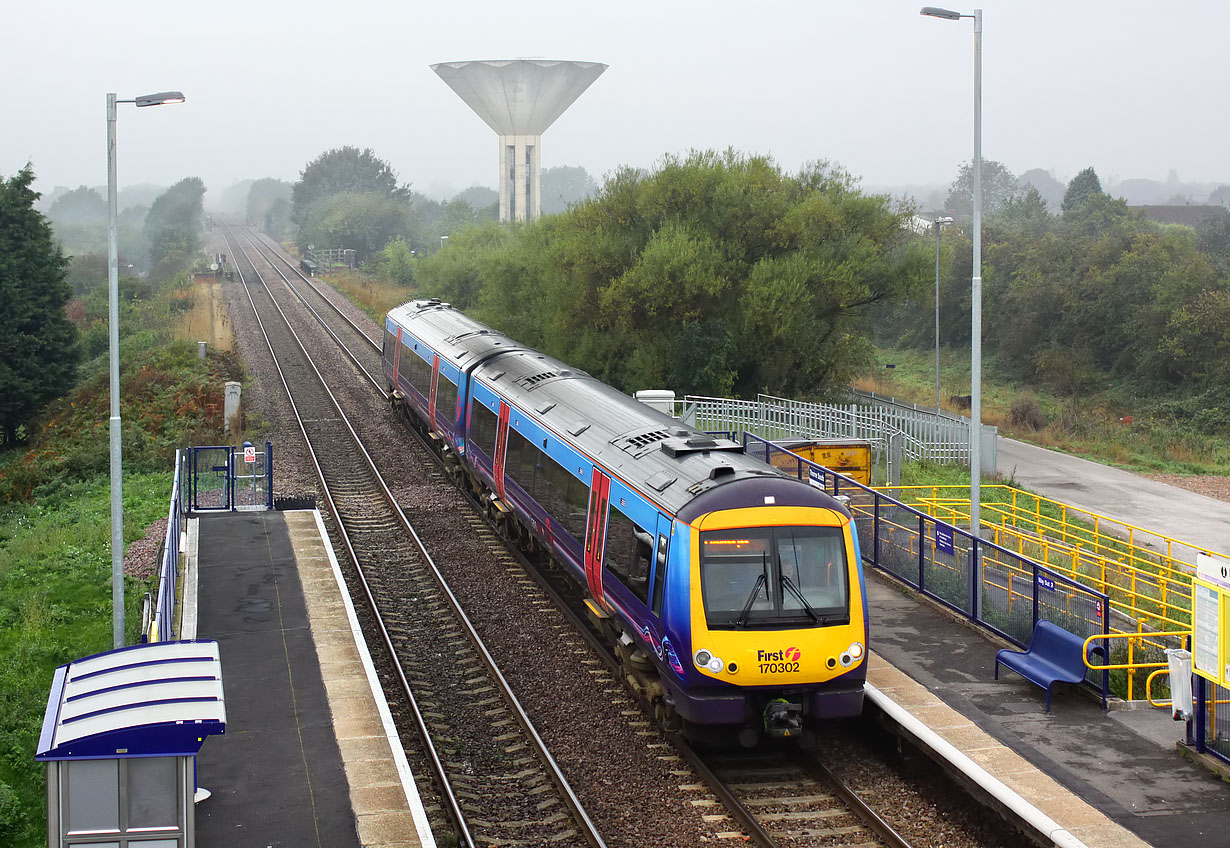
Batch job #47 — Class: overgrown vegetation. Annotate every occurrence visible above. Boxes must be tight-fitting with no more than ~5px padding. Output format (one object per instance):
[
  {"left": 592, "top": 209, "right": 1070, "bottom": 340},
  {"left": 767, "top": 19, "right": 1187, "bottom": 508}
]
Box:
[
  {"left": 0, "top": 170, "right": 228, "bottom": 846},
  {"left": 875, "top": 162, "right": 1230, "bottom": 474}
]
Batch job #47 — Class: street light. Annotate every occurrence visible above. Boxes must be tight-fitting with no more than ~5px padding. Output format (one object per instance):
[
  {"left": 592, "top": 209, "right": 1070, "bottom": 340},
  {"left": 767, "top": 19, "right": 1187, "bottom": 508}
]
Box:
[
  {"left": 440, "top": 235, "right": 449, "bottom": 251},
  {"left": 921, "top": 6, "right": 982, "bottom": 539},
  {"left": 107, "top": 90, "right": 185, "bottom": 649},
  {"left": 932, "top": 215, "right": 953, "bottom": 411}
]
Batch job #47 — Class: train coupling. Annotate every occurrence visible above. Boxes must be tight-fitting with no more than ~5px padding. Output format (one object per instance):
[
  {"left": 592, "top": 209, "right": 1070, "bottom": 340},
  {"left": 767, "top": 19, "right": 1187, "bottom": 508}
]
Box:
[{"left": 763, "top": 698, "right": 803, "bottom": 738}]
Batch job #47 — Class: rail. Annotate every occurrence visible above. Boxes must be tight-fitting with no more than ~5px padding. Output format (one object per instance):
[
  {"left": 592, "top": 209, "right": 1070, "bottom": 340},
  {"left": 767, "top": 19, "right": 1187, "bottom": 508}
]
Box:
[{"left": 145, "top": 449, "right": 186, "bottom": 643}]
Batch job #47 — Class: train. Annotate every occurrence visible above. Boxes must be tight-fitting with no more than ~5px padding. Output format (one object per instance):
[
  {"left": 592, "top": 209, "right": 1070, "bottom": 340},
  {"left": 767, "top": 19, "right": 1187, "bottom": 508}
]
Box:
[{"left": 382, "top": 299, "right": 868, "bottom": 744}]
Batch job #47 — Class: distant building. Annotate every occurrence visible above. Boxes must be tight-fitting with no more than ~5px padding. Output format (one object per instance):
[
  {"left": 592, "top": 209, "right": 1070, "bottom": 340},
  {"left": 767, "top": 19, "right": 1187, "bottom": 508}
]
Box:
[{"left": 1131, "top": 204, "right": 1226, "bottom": 229}]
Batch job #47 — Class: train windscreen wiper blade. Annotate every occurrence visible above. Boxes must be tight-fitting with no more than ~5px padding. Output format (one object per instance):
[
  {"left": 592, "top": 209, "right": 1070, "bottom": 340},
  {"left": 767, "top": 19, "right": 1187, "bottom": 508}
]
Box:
[
  {"left": 781, "top": 575, "right": 820, "bottom": 623},
  {"left": 735, "top": 572, "right": 767, "bottom": 628}
]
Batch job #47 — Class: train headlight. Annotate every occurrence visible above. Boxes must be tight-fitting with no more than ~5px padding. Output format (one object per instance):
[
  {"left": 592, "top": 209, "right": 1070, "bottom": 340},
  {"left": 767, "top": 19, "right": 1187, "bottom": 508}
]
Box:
[
  {"left": 694, "top": 649, "right": 712, "bottom": 668},
  {"left": 848, "top": 642, "right": 865, "bottom": 661},
  {"left": 708, "top": 656, "right": 724, "bottom": 673}
]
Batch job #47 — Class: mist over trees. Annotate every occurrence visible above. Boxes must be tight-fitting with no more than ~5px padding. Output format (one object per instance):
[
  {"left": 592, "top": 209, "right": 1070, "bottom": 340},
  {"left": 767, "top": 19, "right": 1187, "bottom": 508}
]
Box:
[
  {"left": 419, "top": 151, "right": 928, "bottom": 398},
  {"left": 0, "top": 167, "right": 79, "bottom": 445},
  {"left": 145, "top": 177, "right": 206, "bottom": 279},
  {"left": 245, "top": 178, "right": 292, "bottom": 240}
]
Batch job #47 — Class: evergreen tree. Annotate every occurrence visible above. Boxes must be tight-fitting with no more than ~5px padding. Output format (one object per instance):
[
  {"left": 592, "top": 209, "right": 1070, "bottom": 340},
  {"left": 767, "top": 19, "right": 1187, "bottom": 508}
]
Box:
[
  {"left": 0, "top": 166, "right": 79, "bottom": 445},
  {"left": 1061, "top": 167, "right": 1104, "bottom": 214},
  {"left": 291, "top": 147, "right": 408, "bottom": 226}
]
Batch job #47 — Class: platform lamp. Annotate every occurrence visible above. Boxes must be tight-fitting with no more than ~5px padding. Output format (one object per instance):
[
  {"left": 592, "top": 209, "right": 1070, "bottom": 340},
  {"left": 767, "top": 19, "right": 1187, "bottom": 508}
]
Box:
[
  {"left": 932, "top": 215, "right": 953, "bottom": 411},
  {"left": 921, "top": 6, "right": 982, "bottom": 538},
  {"left": 107, "top": 90, "right": 185, "bottom": 649}
]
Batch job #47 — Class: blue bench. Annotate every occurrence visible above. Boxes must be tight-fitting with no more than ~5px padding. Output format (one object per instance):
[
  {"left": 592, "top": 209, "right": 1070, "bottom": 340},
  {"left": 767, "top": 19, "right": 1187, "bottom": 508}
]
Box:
[{"left": 995, "top": 620, "right": 1101, "bottom": 711}]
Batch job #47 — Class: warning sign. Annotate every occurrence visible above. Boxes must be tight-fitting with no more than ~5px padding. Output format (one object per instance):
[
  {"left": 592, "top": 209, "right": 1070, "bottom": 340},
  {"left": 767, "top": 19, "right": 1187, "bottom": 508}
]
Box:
[{"left": 243, "top": 445, "right": 256, "bottom": 464}]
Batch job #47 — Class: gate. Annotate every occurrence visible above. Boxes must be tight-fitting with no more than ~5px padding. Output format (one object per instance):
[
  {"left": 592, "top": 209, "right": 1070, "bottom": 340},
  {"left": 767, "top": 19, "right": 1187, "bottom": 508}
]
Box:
[
  {"left": 191, "top": 446, "right": 233, "bottom": 511},
  {"left": 234, "top": 441, "right": 273, "bottom": 511},
  {"left": 189, "top": 442, "right": 273, "bottom": 512}
]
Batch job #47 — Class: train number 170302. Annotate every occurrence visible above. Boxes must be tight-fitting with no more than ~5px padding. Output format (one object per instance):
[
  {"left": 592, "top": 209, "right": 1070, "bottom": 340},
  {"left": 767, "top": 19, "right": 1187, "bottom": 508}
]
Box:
[{"left": 759, "top": 661, "right": 800, "bottom": 674}]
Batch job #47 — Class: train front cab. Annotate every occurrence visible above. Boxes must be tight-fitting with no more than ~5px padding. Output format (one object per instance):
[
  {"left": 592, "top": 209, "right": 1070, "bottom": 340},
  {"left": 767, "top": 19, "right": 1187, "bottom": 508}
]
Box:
[
  {"left": 384, "top": 320, "right": 466, "bottom": 459},
  {"left": 663, "top": 481, "right": 868, "bottom": 743}
]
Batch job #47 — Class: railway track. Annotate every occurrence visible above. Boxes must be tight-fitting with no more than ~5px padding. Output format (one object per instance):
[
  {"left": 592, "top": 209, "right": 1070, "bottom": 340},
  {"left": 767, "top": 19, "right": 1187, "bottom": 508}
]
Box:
[
  {"left": 219, "top": 225, "right": 605, "bottom": 848},
  {"left": 219, "top": 225, "right": 1033, "bottom": 848}
]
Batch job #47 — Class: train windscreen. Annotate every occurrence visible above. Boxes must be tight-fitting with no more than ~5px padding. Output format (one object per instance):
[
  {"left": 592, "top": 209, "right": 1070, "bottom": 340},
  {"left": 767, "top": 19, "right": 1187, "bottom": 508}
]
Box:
[{"left": 700, "top": 526, "right": 849, "bottom": 629}]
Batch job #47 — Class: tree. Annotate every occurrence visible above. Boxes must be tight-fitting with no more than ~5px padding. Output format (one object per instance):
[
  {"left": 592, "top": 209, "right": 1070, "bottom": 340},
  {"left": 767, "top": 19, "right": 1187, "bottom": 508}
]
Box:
[
  {"left": 1061, "top": 167, "right": 1104, "bottom": 214},
  {"left": 47, "top": 186, "right": 107, "bottom": 224},
  {"left": 1209, "top": 185, "right": 1230, "bottom": 208},
  {"left": 541, "top": 165, "right": 597, "bottom": 214},
  {"left": 420, "top": 151, "right": 928, "bottom": 398},
  {"left": 944, "top": 160, "right": 1021, "bottom": 218},
  {"left": 246, "top": 178, "right": 293, "bottom": 239},
  {"left": 1018, "top": 169, "right": 1066, "bottom": 211},
  {"left": 0, "top": 166, "right": 79, "bottom": 445},
  {"left": 292, "top": 146, "right": 408, "bottom": 225},
  {"left": 145, "top": 177, "right": 206, "bottom": 279},
  {"left": 297, "top": 192, "right": 414, "bottom": 261}
]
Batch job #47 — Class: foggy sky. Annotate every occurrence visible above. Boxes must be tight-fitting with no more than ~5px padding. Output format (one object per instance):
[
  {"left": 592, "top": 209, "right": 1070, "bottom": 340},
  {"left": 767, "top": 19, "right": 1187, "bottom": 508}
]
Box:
[{"left": 6, "top": 0, "right": 1228, "bottom": 203}]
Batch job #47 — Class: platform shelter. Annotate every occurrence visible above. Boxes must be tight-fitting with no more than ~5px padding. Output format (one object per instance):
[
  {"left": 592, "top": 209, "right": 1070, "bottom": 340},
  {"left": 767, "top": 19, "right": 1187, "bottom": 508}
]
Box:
[{"left": 36, "top": 640, "right": 226, "bottom": 848}]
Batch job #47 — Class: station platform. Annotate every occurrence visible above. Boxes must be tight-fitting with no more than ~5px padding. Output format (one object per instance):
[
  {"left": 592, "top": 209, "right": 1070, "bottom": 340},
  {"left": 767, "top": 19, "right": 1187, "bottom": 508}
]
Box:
[
  {"left": 184, "top": 510, "right": 434, "bottom": 848},
  {"left": 865, "top": 569, "right": 1230, "bottom": 848}
]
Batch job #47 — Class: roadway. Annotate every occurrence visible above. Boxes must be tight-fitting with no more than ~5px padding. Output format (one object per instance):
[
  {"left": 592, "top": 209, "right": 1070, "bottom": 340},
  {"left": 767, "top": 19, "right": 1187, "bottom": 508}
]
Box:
[{"left": 996, "top": 436, "right": 1230, "bottom": 558}]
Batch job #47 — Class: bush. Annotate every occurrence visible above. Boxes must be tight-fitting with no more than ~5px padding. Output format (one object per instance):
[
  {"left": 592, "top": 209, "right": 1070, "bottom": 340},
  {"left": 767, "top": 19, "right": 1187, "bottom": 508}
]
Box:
[
  {"left": 0, "top": 779, "right": 28, "bottom": 843},
  {"left": 1009, "top": 394, "right": 1047, "bottom": 430}
]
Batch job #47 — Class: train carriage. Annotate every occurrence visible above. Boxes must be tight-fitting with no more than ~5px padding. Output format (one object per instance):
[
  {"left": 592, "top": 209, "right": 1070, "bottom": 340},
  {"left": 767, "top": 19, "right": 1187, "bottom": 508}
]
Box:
[{"left": 384, "top": 299, "right": 867, "bottom": 742}]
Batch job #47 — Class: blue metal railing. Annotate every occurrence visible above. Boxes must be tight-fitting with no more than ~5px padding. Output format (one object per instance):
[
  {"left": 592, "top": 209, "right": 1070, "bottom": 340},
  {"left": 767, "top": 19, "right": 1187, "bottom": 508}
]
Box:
[
  {"left": 743, "top": 432, "right": 1110, "bottom": 706},
  {"left": 147, "top": 449, "right": 186, "bottom": 643}
]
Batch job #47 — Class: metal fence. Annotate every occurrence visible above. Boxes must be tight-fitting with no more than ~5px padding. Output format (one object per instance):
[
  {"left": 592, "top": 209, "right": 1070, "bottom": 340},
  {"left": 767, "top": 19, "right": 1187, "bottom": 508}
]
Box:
[
  {"left": 677, "top": 392, "right": 996, "bottom": 475},
  {"left": 744, "top": 433, "right": 1110, "bottom": 704},
  {"left": 848, "top": 388, "right": 997, "bottom": 472},
  {"left": 146, "top": 450, "right": 187, "bottom": 643},
  {"left": 1196, "top": 679, "right": 1230, "bottom": 765}
]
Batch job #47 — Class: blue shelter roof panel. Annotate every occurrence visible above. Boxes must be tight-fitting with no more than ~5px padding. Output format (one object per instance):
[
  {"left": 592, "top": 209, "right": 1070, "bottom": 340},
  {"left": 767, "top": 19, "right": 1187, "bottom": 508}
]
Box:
[{"left": 37, "top": 640, "right": 225, "bottom": 761}]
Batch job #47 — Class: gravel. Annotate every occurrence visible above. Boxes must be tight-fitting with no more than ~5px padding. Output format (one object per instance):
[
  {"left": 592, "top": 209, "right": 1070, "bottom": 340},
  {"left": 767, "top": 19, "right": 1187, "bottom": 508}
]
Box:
[{"left": 1145, "top": 473, "right": 1230, "bottom": 503}]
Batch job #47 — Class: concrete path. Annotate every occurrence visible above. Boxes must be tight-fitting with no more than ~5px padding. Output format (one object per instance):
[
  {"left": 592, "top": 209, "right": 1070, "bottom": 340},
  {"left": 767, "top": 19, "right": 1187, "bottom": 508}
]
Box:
[{"left": 996, "top": 436, "right": 1230, "bottom": 558}]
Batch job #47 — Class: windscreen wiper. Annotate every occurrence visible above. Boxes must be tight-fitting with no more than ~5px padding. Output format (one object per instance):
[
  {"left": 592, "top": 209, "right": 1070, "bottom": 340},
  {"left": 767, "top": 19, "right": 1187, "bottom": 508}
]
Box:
[
  {"left": 780, "top": 574, "right": 820, "bottom": 623},
  {"left": 735, "top": 573, "right": 767, "bottom": 628}
]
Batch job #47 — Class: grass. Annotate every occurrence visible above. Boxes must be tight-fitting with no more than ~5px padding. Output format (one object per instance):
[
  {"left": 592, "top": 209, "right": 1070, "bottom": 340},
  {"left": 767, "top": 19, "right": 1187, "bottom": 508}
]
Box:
[
  {"left": 320, "top": 269, "right": 415, "bottom": 324},
  {"left": 861, "top": 346, "right": 1230, "bottom": 476},
  {"left": 0, "top": 472, "right": 171, "bottom": 847}
]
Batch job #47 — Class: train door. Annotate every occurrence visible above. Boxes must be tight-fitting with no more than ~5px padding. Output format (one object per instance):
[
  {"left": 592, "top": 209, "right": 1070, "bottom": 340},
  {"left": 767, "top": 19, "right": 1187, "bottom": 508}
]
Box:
[
  {"left": 585, "top": 469, "right": 611, "bottom": 605},
  {"left": 429, "top": 354, "right": 441, "bottom": 427},
  {"left": 392, "top": 327, "right": 402, "bottom": 388},
  {"left": 650, "top": 513, "right": 671, "bottom": 619},
  {"left": 493, "top": 402, "right": 511, "bottom": 500}
]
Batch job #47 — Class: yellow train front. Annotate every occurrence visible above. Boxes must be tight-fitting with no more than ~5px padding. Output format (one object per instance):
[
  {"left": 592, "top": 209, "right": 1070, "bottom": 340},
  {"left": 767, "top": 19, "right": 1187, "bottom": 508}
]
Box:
[{"left": 658, "top": 475, "right": 867, "bottom": 743}]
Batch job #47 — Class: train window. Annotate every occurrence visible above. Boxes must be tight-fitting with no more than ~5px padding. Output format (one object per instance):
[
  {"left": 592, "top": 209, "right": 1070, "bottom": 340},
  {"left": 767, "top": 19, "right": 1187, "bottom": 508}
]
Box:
[
  {"left": 700, "top": 526, "right": 848, "bottom": 629},
  {"left": 505, "top": 427, "right": 537, "bottom": 495},
  {"left": 651, "top": 534, "right": 669, "bottom": 617},
  {"left": 383, "top": 329, "right": 395, "bottom": 361},
  {"left": 604, "top": 506, "right": 651, "bottom": 604},
  {"left": 469, "top": 399, "right": 499, "bottom": 457},
  {"left": 436, "top": 373, "right": 458, "bottom": 423}
]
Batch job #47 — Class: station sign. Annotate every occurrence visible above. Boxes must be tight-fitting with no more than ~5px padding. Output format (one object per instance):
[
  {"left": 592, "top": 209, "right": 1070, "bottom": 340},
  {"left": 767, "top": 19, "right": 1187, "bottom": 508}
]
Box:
[
  {"left": 1037, "top": 573, "right": 1056, "bottom": 592},
  {"left": 1193, "top": 554, "right": 1230, "bottom": 687},
  {"left": 935, "top": 525, "right": 955, "bottom": 556}
]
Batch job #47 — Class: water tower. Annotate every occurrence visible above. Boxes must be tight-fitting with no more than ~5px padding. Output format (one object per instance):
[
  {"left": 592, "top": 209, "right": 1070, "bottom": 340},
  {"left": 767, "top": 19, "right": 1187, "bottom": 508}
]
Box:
[{"left": 432, "top": 59, "right": 607, "bottom": 223}]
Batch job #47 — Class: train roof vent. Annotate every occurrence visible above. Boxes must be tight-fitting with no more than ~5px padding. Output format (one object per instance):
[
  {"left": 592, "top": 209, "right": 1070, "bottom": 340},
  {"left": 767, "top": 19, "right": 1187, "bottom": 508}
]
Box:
[
  {"left": 517, "top": 370, "right": 558, "bottom": 388},
  {"left": 709, "top": 465, "right": 736, "bottom": 481},
  {"left": 660, "top": 434, "right": 744, "bottom": 459},
  {"left": 617, "top": 429, "right": 670, "bottom": 454},
  {"left": 536, "top": 401, "right": 556, "bottom": 415},
  {"left": 646, "top": 471, "right": 678, "bottom": 492},
  {"left": 569, "top": 421, "right": 591, "bottom": 437}
]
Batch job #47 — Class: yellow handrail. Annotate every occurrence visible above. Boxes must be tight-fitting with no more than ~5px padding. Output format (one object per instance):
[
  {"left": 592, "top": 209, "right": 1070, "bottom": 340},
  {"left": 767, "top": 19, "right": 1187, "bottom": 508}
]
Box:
[
  {"left": 1145, "top": 667, "right": 1173, "bottom": 709},
  {"left": 1083, "top": 630, "right": 1191, "bottom": 700}
]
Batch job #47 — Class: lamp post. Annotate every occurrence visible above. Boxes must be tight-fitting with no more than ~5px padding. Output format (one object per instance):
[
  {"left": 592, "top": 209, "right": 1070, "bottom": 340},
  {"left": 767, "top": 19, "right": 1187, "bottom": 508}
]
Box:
[
  {"left": 932, "top": 215, "right": 953, "bottom": 411},
  {"left": 107, "top": 90, "right": 185, "bottom": 649},
  {"left": 440, "top": 234, "right": 449, "bottom": 252},
  {"left": 921, "top": 6, "right": 982, "bottom": 538}
]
